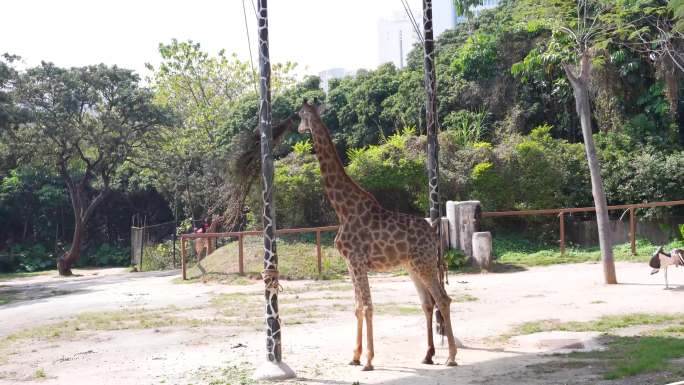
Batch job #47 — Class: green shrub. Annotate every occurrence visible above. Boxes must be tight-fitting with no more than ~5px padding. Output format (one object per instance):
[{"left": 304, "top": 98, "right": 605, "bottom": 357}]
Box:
[
  {"left": 140, "top": 241, "right": 177, "bottom": 271},
  {"left": 347, "top": 128, "right": 427, "bottom": 214},
  {"left": 470, "top": 162, "right": 510, "bottom": 211},
  {"left": 79, "top": 244, "right": 129, "bottom": 267},
  {"left": 4, "top": 244, "right": 54, "bottom": 272},
  {"left": 451, "top": 33, "right": 499, "bottom": 80},
  {"left": 269, "top": 152, "right": 336, "bottom": 228},
  {"left": 443, "top": 109, "right": 490, "bottom": 147},
  {"left": 444, "top": 249, "right": 468, "bottom": 270}
]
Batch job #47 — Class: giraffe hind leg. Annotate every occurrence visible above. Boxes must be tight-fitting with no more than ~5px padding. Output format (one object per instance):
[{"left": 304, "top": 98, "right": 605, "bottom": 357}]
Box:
[
  {"left": 409, "top": 270, "right": 435, "bottom": 364},
  {"left": 423, "top": 275, "right": 458, "bottom": 366}
]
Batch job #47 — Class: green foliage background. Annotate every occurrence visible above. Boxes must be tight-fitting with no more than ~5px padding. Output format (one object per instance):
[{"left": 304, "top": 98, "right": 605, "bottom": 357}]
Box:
[{"left": 1, "top": 0, "right": 684, "bottom": 272}]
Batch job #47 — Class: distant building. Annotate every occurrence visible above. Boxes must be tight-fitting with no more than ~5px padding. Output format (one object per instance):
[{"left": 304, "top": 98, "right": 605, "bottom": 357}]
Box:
[
  {"left": 318, "top": 68, "right": 356, "bottom": 92},
  {"left": 375, "top": 0, "right": 501, "bottom": 70},
  {"left": 433, "top": 0, "right": 458, "bottom": 37},
  {"left": 433, "top": 0, "right": 501, "bottom": 35},
  {"left": 378, "top": 11, "right": 420, "bottom": 69}
]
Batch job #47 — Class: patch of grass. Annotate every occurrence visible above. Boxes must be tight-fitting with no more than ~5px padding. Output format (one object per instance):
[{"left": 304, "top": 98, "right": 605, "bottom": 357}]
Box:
[
  {"left": 510, "top": 313, "right": 683, "bottom": 336},
  {"left": 317, "top": 283, "right": 353, "bottom": 292},
  {"left": 514, "top": 314, "right": 684, "bottom": 380},
  {"left": 569, "top": 336, "right": 684, "bottom": 380},
  {"left": 0, "top": 306, "right": 216, "bottom": 351},
  {"left": 173, "top": 273, "right": 257, "bottom": 285},
  {"left": 189, "top": 363, "right": 254, "bottom": 385},
  {"left": 0, "top": 294, "right": 10, "bottom": 305},
  {"left": 453, "top": 293, "right": 478, "bottom": 302},
  {"left": 0, "top": 271, "right": 52, "bottom": 282},
  {"left": 34, "top": 368, "right": 46, "bottom": 379},
  {"left": 185, "top": 235, "right": 348, "bottom": 281},
  {"left": 495, "top": 236, "right": 684, "bottom": 267},
  {"left": 375, "top": 303, "right": 423, "bottom": 315}
]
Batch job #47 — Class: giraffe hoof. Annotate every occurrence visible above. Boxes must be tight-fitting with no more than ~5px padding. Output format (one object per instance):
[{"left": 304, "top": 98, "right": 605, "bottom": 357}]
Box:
[
  {"left": 422, "top": 358, "right": 434, "bottom": 365},
  {"left": 445, "top": 359, "right": 458, "bottom": 367},
  {"left": 349, "top": 360, "right": 361, "bottom": 366},
  {"left": 362, "top": 365, "right": 374, "bottom": 371}
]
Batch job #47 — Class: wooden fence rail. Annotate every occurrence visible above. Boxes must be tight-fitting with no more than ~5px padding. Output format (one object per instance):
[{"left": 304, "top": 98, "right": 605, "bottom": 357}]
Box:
[
  {"left": 179, "top": 200, "right": 683, "bottom": 279},
  {"left": 180, "top": 225, "right": 339, "bottom": 280},
  {"left": 481, "top": 199, "right": 684, "bottom": 256}
]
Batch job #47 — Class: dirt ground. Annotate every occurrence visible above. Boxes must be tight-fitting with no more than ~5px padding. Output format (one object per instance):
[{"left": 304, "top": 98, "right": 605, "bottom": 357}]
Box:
[{"left": 0, "top": 262, "right": 682, "bottom": 385}]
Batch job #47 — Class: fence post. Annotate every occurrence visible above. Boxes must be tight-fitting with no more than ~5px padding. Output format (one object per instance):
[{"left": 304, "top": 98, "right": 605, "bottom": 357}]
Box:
[
  {"left": 316, "top": 230, "right": 322, "bottom": 275},
  {"left": 238, "top": 234, "right": 244, "bottom": 275},
  {"left": 559, "top": 211, "right": 566, "bottom": 256},
  {"left": 629, "top": 207, "right": 636, "bottom": 256},
  {"left": 181, "top": 237, "right": 187, "bottom": 280},
  {"left": 139, "top": 225, "right": 145, "bottom": 272}
]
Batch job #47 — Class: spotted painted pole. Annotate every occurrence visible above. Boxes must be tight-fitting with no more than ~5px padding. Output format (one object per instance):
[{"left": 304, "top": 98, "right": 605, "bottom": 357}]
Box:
[
  {"left": 422, "top": 0, "right": 448, "bottom": 336},
  {"left": 253, "top": 1, "right": 294, "bottom": 379},
  {"left": 422, "top": 0, "right": 440, "bottom": 226}
]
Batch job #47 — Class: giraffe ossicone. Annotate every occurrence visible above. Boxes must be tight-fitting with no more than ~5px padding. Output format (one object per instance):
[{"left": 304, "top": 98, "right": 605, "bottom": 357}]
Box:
[{"left": 297, "top": 101, "right": 458, "bottom": 369}]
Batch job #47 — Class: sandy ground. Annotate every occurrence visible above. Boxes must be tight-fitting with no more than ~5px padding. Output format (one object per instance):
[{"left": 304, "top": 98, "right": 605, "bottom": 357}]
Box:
[{"left": 0, "top": 262, "right": 682, "bottom": 385}]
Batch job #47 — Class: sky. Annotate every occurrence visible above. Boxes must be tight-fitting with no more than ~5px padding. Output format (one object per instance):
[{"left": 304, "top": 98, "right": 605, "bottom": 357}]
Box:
[{"left": 2, "top": 0, "right": 423, "bottom": 79}]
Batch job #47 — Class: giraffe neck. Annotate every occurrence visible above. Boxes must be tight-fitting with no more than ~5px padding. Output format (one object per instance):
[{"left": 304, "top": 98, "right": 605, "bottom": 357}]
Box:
[{"left": 308, "top": 118, "right": 380, "bottom": 221}]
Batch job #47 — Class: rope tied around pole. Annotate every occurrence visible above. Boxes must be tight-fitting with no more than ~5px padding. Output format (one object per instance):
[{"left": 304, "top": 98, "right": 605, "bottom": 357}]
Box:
[{"left": 262, "top": 268, "right": 283, "bottom": 293}]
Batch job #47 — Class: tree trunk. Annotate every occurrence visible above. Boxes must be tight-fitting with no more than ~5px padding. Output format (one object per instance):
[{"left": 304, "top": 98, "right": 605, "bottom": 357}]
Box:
[
  {"left": 57, "top": 219, "right": 83, "bottom": 276},
  {"left": 57, "top": 181, "right": 109, "bottom": 276},
  {"left": 564, "top": 53, "right": 617, "bottom": 284}
]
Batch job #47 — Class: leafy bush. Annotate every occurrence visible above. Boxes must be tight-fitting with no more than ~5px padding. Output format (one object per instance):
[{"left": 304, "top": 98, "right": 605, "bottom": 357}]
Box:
[
  {"left": 451, "top": 33, "right": 499, "bottom": 80},
  {"left": 347, "top": 128, "right": 427, "bottom": 214},
  {"left": 270, "top": 152, "right": 336, "bottom": 228},
  {"left": 444, "top": 249, "right": 468, "bottom": 270},
  {"left": 443, "top": 109, "right": 490, "bottom": 147},
  {"left": 78, "top": 244, "right": 129, "bottom": 267},
  {"left": 470, "top": 162, "right": 510, "bottom": 211},
  {"left": 140, "top": 241, "right": 177, "bottom": 271},
  {"left": 1, "top": 244, "right": 54, "bottom": 272}
]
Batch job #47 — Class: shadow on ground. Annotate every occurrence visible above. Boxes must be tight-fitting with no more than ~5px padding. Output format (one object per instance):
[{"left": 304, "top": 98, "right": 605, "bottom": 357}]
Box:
[{"left": 0, "top": 269, "right": 178, "bottom": 309}]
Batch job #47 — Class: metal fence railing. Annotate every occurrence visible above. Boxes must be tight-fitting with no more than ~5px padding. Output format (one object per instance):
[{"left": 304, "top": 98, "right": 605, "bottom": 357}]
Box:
[
  {"left": 481, "top": 199, "right": 684, "bottom": 255},
  {"left": 180, "top": 225, "right": 339, "bottom": 280}
]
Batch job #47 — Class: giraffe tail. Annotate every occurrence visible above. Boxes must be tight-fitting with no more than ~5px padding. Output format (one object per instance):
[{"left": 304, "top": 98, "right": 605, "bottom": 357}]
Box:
[{"left": 435, "top": 309, "right": 446, "bottom": 337}]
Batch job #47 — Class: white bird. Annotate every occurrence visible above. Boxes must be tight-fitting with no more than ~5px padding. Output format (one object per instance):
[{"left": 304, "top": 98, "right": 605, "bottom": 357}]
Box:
[{"left": 649, "top": 246, "right": 684, "bottom": 289}]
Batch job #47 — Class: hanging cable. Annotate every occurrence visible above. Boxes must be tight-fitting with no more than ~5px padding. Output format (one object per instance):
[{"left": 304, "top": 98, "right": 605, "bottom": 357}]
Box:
[
  {"left": 400, "top": 0, "right": 424, "bottom": 44},
  {"left": 242, "top": 0, "right": 259, "bottom": 93}
]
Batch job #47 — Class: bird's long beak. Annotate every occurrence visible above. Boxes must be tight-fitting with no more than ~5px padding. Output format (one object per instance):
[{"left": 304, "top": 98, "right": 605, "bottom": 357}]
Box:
[{"left": 650, "top": 269, "right": 660, "bottom": 275}]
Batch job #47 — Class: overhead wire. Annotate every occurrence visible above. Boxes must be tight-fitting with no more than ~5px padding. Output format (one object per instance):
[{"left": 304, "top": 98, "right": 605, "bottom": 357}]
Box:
[
  {"left": 400, "top": 0, "right": 424, "bottom": 44},
  {"left": 242, "top": 0, "right": 259, "bottom": 93}
]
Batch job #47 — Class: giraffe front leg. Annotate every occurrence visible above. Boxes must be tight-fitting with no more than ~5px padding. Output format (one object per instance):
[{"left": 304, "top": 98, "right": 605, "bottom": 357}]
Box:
[
  {"left": 354, "top": 271, "right": 374, "bottom": 371},
  {"left": 362, "top": 304, "right": 374, "bottom": 371},
  {"left": 665, "top": 267, "right": 669, "bottom": 289},
  {"left": 348, "top": 266, "right": 363, "bottom": 365},
  {"left": 350, "top": 304, "right": 363, "bottom": 365}
]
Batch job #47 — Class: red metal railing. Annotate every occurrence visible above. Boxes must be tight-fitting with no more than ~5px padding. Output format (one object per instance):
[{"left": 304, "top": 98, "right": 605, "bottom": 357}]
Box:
[
  {"left": 481, "top": 199, "right": 684, "bottom": 255},
  {"left": 179, "top": 225, "right": 339, "bottom": 280}
]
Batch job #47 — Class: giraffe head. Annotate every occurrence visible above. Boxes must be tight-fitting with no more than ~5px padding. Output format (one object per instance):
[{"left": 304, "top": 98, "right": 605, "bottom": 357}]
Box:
[{"left": 297, "top": 100, "right": 326, "bottom": 133}]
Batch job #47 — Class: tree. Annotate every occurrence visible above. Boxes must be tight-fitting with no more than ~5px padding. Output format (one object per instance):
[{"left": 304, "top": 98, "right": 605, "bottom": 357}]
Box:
[
  {"left": 559, "top": 0, "right": 617, "bottom": 284},
  {"left": 144, "top": 40, "right": 298, "bottom": 227},
  {"left": 671, "top": 0, "right": 684, "bottom": 31},
  {"left": 9, "top": 63, "right": 171, "bottom": 275}
]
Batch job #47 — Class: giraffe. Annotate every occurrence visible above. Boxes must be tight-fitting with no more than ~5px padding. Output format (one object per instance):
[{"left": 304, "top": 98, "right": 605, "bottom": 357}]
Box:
[{"left": 297, "top": 101, "right": 458, "bottom": 370}]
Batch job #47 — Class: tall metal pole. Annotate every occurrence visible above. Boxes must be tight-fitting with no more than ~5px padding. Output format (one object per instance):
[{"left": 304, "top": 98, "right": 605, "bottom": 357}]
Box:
[
  {"left": 423, "top": 0, "right": 440, "bottom": 227},
  {"left": 422, "top": 0, "right": 448, "bottom": 333},
  {"left": 253, "top": 0, "right": 295, "bottom": 380}
]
